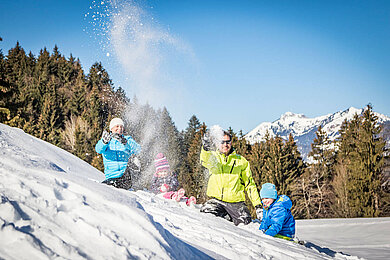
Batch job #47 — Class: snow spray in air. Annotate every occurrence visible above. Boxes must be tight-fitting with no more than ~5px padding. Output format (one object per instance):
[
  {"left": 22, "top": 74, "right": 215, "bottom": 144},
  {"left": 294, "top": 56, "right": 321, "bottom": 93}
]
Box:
[
  {"left": 86, "top": 0, "right": 195, "bottom": 106},
  {"left": 209, "top": 125, "right": 225, "bottom": 148},
  {"left": 201, "top": 125, "right": 225, "bottom": 184},
  {"left": 86, "top": 0, "right": 196, "bottom": 188}
]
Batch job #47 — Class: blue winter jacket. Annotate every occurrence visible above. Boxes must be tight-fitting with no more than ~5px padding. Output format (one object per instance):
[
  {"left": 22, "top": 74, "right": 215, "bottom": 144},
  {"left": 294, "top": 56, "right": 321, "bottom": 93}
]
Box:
[
  {"left": 259, "top": 195, "right": 295, "bottom": 238},
  {"left": 95, "top": 135, "right": 141, "bottom": 179}
]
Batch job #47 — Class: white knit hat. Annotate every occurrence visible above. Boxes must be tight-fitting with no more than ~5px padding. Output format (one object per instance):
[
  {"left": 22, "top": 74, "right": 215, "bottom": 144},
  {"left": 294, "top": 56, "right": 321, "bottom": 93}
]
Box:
[{"left": 109, "top": 118, "right": 124, "bottom": 130}]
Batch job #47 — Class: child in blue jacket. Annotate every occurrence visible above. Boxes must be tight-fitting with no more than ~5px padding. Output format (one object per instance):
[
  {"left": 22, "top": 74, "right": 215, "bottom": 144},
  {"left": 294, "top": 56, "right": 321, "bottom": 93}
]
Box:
[
  {"left": 95, "top": 118, "right": 141, "bottom": 189},
  {"left": 259, "top": 183, "right": 295, "bottom": 239}
]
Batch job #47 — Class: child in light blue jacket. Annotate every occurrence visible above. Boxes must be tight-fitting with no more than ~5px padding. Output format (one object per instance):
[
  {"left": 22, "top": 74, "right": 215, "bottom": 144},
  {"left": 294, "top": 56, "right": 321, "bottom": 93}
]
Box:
[
  {"left": 95, "top": 118, "right": 140, "bottom": 189},
  {"left": 259, "top": 183, "right": 295, "bottom": 239}
]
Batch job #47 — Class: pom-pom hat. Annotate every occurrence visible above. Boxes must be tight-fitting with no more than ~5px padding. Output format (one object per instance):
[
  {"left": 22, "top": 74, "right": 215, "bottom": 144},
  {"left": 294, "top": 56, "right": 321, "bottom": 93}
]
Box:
[
  {"left": 154, "top": 153, "right": 170, "bottom": 175},
  {"left": 109, "top": 118, "right": 124, "bottom": 130},
  {"left": 260, "top": 183, "right": 278, "bottom": 199}
]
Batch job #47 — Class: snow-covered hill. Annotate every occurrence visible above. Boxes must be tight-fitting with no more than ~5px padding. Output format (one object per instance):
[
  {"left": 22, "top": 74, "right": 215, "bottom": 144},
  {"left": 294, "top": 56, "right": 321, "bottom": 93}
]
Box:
[
  {"left": 245, "top": 107, "right": 390, "bottom": 160},
  {"left": 1, "top": 123, "right": 389, "bottom": 259}
]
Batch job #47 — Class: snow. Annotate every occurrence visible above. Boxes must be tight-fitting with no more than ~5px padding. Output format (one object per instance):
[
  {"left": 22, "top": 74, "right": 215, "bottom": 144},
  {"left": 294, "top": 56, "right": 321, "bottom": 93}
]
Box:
[
  {"left": 209, "top": 125, "right": 225, "bottom": 146},
  {"left": 1, "top": 123, "right": 389, "bottom": 260}
]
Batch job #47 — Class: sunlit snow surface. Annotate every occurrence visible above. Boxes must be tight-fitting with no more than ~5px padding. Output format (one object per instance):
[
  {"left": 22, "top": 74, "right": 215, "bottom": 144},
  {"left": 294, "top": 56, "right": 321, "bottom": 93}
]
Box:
[{"left": 1, "top": 123, "right": 389, "bottom": 259}]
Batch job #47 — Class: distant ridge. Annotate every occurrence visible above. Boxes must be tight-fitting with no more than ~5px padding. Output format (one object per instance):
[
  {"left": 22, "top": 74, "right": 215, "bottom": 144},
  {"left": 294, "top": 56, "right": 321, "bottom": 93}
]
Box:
[{"left": 245, "top": 107, "right": 390, "bottom": 160}]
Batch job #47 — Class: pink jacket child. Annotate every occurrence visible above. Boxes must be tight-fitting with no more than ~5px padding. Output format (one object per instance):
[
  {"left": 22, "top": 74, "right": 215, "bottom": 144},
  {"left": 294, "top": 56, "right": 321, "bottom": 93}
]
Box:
[{"left": 150, "top": 153, "right": 196, "bottom": 206}]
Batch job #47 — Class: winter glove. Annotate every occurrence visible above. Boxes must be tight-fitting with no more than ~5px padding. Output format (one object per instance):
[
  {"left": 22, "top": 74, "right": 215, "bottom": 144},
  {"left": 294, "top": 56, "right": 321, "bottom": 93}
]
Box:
[
  {"left": 127, "top": 156, "right": 141, "bottom": 172},
  {"left": 113, "top": 133, "right": 127, "bottom": 145},
  {"left": 132, "top": 157, "right": 141, "bottom": 170},
  {"left": 160, "top": 184, "right": 170, "bottom": 193},
  {"left": 255, "top": 205, "right": 263, "bottom": 220},
  {"left": 202, "top": 130, "right": 212, "bottom": 151},
  {"left": 101, "top": 130, "right": 112, "bottom": 144}
]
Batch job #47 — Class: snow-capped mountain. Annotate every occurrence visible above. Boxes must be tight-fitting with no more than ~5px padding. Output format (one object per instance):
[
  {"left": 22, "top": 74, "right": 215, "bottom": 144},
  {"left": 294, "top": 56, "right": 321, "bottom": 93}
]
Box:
[{"left": 245, "top": 107, "right": 390, "bottom": 160}]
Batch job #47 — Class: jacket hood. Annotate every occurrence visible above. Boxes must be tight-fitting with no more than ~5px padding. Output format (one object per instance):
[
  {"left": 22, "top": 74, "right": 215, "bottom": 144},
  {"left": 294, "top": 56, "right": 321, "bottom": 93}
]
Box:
[{"left": 272, "top": 195, "right": 292, "bottom": 210}]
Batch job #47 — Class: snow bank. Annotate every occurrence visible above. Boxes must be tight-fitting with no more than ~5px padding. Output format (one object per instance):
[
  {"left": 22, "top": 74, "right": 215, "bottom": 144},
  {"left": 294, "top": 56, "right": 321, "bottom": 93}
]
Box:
[{"left": 1, "top": 123, "right": 384, "bottom": 259}]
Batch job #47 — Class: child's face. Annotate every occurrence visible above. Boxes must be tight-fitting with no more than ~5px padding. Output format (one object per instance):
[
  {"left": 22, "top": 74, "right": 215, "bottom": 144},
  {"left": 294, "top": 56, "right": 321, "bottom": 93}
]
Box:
[
  {"left": 262, "top": 198, "right": 275, "bottom": 209},
  {"left": 111, "top": 125, "right": 124, "bottom": 135},
  {"left": 157, "top": 170, "right": 169, "bottom": 177}
]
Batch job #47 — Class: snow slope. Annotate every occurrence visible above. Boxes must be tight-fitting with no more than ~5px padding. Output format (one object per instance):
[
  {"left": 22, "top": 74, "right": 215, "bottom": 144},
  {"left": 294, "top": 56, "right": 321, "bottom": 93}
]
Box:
[
  {"left": 1, "top": 123, "right": 389, "bottom": 259},
  {"left": 245, "top": 107, "right": 390, "bottom": 160}
]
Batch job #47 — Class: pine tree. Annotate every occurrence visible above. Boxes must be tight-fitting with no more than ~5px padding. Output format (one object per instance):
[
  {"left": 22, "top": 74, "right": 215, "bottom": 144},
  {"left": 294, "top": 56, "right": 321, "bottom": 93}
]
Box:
[
  {"left": 37, "top": 76, "right": 63, "bottom": 145},
  {"left": 284, "top": 134, "right": 305, "bottom": 196},
  {"left": 157, "top": 107, "right": 183, "bottom": 172},
  {"left": 248, "top": 141, "right": 266, "bottom": 188},
  {"left": 0, "top": 49, "right": 11, "bottom": 121},
  {"left": 352, "top": 105, "right": 384, "bottom": 216},
  {"left": 4, "top": 42, "right": 29, "bottom": 127},
  {"left": 179, "top": 115, "right": 201, "bottom": 191},
  {"left": 333, "top": 105, "right": 386, "bottom": 217},
  {"left": 258, "top": 134, "right": 305, "bottom": 216},
  {"left": 302, "top": 126, "right": 335, "bottom": 218},
  {"left": 263, "top": 136, "right": 285, "bottom": 192},
  {"left": 180, "top": 123, "right": 207, "bottom": 202},
  {"left": 183, "top": 115, "right": 201, "bottom": 155},
  {"left": 233, "top": 130, "right": 251, "bottom": 158}
]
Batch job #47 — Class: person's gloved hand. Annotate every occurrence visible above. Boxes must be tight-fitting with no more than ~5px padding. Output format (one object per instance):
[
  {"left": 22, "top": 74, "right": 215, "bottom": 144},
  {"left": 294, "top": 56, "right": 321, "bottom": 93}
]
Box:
[
  {"left": 101, "top": 130, "right": 112, "bottom": 144},
  {"left": 160, "top": 184, "right": 170, "bottom": 193},
  {"left": 202, "top": 130, "right": 212, "bottom": 151},
  {"left": 113, "top": 133, "right": 127, "bottom": 145},
  {"left": 255, "top": 205, "right": 263, "bottom": 220},
  {"left": 132, "top": 156, "right": 141, "bottom": 169}
]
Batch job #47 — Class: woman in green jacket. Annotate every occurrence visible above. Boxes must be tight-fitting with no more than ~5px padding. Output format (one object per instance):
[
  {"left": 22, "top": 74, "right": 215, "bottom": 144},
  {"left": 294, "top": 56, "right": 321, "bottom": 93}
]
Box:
[{"left": 200, "top": 130, "right": 262, "bottom": 225}]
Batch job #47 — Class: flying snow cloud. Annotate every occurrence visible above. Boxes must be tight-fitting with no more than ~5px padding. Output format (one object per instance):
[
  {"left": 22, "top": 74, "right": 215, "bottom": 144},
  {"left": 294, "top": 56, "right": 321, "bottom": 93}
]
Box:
[{"left": 87, "top": 0, "right": 196, "bottom": 107}]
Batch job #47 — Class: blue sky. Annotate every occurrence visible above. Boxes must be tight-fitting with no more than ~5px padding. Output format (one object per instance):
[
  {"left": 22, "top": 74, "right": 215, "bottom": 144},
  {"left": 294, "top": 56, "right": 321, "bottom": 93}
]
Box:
[{"left": 1, "top": 0, "right": 389, "bottom": 132}]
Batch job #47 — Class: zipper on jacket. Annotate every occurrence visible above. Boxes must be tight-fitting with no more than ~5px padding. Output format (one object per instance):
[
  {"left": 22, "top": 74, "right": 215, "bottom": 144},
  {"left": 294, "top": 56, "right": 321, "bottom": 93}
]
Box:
[
  {"left": 229, "top": 160, "right": 236, "bottom": 173},
  {"left": 221, "top": 187, "right": 224, "bottom": 201}
]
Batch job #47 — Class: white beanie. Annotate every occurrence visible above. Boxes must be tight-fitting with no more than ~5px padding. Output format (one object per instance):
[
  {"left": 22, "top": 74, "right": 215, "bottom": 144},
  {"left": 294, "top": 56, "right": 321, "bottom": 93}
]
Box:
[{"left": 109, "top": 118, "right": 124, "bottom": 130}]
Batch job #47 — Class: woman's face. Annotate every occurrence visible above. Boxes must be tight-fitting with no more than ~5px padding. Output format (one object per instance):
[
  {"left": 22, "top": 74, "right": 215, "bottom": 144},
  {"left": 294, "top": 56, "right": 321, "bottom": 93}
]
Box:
[{"left": 111, "top": 125, "right": 124, "bottom": 135}]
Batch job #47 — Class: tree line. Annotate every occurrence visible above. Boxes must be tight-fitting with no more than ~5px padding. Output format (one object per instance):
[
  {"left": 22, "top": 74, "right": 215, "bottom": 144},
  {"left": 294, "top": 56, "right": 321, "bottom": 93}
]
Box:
[{"left": 1, "top": 42, "right": 388, "bottom": 218}]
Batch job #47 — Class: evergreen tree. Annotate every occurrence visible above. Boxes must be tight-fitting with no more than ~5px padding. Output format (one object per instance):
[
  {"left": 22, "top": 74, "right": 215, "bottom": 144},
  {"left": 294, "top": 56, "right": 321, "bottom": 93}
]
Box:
[
  {"left": 157, "top": 107, "right": 183, "bottom": 172},
  {"left": 302, "top": 126, "right": 335, "bottom": 218},
  {"left": 178, "top": 116, "right": 202, "bottom": 199},
  {"left": 284, "top": 134, "right": 305, "bottom": 196},
  {"left": 181, "top": 123, "right": 207, "bottom": 202},
  {"left": 182, "top": 115, "right": 201, "bottom": 155},
  {"left": 333, "top": 105, "right": 386, "bottom": 217},
  {"left": 37, "top": 76, "right": 63, "bottom": 145},
  {"left": 0, "top": 49, "right": 11, "bottom": 121},
  {"left": 233, "top": 130, "right": 251, "bottom": 158},
  {"left": 4, "top": 42, "right": 29, "bottom": 127},
  {"left": 259, "top": 134, "right": 305, "bottom": 216},
  {"left": 248, "top": 141, "right": 266, "bottom": 187}
]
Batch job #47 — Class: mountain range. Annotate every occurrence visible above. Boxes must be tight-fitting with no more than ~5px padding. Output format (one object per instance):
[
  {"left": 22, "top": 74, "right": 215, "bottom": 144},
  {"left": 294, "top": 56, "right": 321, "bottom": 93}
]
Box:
[{"left": 245, "top": 107, "right": 390, "bottom": 160}]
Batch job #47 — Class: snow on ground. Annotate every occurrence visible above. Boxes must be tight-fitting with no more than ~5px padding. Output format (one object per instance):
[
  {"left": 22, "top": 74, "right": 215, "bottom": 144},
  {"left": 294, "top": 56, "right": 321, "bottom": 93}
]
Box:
[
  {"left": 296, "top": 218, "right": 390, "bottom": 260},
  {"left": 0, "top": 123, "right": 388, "bottom": 259}
]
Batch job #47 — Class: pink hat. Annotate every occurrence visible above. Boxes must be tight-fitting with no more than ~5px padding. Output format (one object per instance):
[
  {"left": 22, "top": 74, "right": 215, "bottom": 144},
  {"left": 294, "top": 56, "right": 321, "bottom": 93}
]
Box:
[{"left": 154, "top": 153, "right": 170, "bottom": 174}]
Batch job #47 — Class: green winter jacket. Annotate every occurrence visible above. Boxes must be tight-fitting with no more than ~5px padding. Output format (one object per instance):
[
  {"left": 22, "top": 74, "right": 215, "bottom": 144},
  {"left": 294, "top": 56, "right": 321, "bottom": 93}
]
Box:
[{"left": 200, "top": 147, "right": 261, "bottom": 207}]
